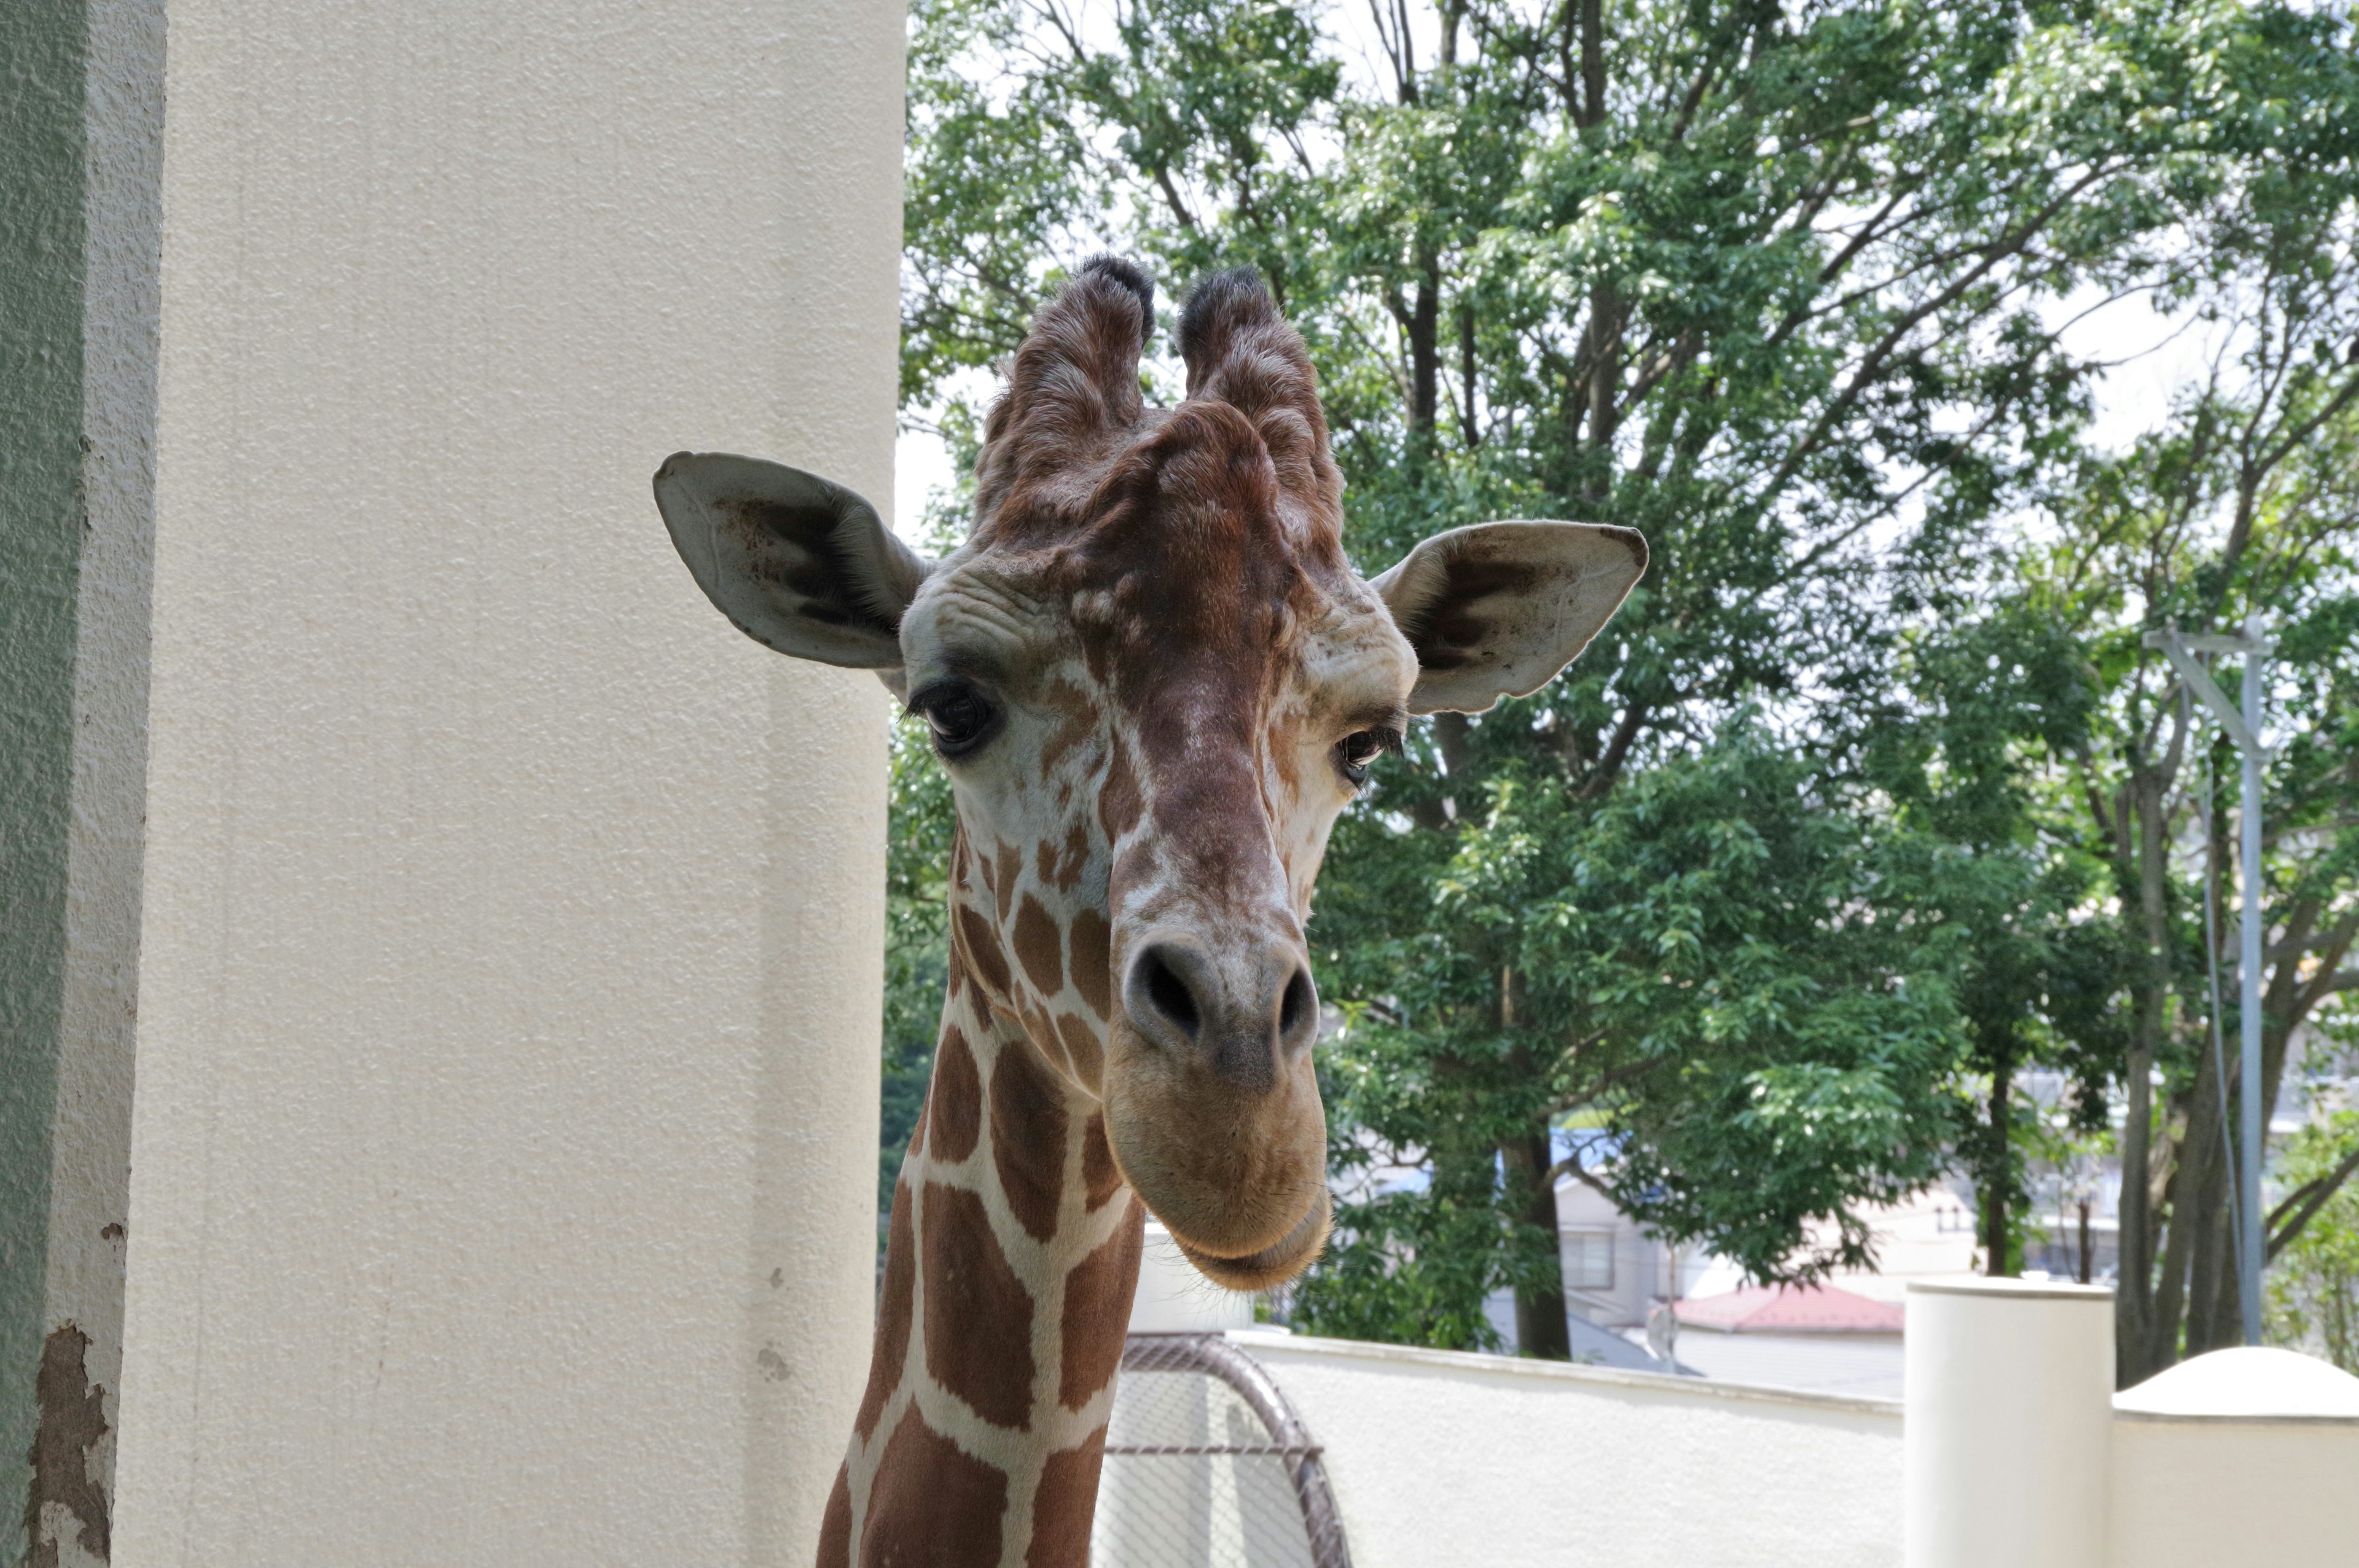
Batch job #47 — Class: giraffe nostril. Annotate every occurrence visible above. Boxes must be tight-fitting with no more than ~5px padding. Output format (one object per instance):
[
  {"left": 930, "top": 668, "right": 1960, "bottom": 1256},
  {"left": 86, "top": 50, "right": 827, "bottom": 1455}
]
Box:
[
  {"left": 1139, "top": 947, "right": 1202, "bottom": 1039},
  {"left": 1277, "top": 968, "right": 1314, "bottom": 1042}
]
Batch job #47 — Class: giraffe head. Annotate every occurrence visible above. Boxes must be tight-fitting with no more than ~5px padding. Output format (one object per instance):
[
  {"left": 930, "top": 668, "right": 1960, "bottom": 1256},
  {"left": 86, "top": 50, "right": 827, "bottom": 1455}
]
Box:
[{"left": 655, "top": 259, "right": 1643, "bottom": 1290}]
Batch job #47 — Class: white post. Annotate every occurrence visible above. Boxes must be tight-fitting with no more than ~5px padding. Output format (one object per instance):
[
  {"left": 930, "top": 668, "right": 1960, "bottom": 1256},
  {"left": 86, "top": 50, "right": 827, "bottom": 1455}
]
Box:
[{"left": 1904, "top": 1278, "right": 2113, "bottom": 1568}]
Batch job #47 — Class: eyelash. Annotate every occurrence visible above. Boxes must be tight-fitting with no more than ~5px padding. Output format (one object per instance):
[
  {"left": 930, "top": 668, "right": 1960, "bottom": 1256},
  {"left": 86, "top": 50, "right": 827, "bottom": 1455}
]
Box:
[
  {"left": 1337, "top": 726, "right": 1402, "bottom": 786},
  {"left": 910, "top": 679, "right": 1001, "bottom": 760}
]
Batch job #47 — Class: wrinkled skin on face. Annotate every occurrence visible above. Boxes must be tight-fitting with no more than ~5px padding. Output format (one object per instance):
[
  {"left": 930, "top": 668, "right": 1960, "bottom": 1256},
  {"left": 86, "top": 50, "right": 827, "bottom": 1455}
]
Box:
[{"left": 653, "top": 257, "right": 1645, "bottom": 1293}]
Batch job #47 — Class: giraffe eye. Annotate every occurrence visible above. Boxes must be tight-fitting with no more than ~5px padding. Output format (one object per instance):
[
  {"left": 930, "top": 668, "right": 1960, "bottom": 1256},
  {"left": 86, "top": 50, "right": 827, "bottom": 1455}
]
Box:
[
  {"left": 913, "top": 680, "right": 1001, "bottom": 760},
  {"left": 1337, "top": 727, "right": 1399, "bottom": 786}
]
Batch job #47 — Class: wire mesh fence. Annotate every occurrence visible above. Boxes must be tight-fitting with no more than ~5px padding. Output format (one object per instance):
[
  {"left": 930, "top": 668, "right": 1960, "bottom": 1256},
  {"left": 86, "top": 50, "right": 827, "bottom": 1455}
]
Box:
[{"left": 1092, "top": 1334, "right": 1351, "bottom": 1568}]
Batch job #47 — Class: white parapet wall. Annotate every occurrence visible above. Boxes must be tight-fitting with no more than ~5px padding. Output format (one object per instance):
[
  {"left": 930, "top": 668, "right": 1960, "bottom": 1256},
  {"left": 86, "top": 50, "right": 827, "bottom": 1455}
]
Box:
[
  {"left": 1234, "top": 1333, "right": 1904, "bottom": 1568},
  {"left": 107, "top": 2, "right": 907, "bottom": 1565},
  {"left": 1219, "top": 1292, "right": 2359, "bottom": 1568},
  {"left": 1899, "top": 1279, "right": 2359, "bottom": 1568},
  {"left": 2109, "top": 1347, "right": 2359, "bottom": 1566}
]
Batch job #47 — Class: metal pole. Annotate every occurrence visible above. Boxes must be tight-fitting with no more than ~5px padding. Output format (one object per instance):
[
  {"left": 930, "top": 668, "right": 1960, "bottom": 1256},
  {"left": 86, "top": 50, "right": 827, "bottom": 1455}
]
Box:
[
  {"left": 2238, "top": 615, "right": 2265, "bottom": 1346},
  {"left": 2142, "top": 617, "right": 2272, "bottom": 1346}
]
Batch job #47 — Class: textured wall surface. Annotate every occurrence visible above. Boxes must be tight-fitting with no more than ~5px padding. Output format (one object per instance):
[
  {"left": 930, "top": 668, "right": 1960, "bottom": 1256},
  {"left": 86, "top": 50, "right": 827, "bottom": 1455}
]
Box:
[
  {"left": 1, "top": 0, "right": 89, "bottom": 1531},
  {"left": 1239, "top": 1334, "right": 1903, "bottom": 1568},
  {"left": 0, "top": 6, "right": 147, "bottom": 1561},
  {"left": 39, "top": 4, "right": 169, "bottom": 1563},
  {"left": 110, "top": 2, "right": 904, "bottom": 1562},
  {"left": 2110, "top": 1417, "right": 2359, "bottom": 1566}
]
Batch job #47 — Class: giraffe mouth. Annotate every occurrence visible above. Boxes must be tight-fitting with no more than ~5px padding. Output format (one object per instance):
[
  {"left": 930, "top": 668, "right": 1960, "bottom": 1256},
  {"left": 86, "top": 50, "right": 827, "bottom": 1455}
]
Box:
[{"left": 1169, "top": 1186, "right": 1332, "bottom": 1292}]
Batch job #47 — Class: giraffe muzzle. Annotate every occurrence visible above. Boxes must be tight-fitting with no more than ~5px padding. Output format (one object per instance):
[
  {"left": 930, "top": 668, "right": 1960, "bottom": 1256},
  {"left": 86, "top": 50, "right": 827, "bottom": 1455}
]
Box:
[
  {"left": 1102, "top": 926, "right": 1331, "bottom": 1270},
  {"left": 1121, "top": 936, "right": 1320, "bottom": 1090}
]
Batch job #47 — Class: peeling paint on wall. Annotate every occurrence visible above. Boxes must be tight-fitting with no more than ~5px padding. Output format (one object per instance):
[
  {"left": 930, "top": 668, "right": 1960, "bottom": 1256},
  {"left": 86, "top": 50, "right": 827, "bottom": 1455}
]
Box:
[{"left": 26, "top": 1323, "right": 109, "bottom": 1567}]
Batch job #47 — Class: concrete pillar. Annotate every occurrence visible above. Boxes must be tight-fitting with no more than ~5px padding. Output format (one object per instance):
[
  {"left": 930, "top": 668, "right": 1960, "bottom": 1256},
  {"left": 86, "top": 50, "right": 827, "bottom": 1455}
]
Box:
[
  {"left": 1, "top": 0, "right": 905, "bottom": 1562},
  {"left": 1904, "top": 1278, "right": 2113, "bottom": 1568}
]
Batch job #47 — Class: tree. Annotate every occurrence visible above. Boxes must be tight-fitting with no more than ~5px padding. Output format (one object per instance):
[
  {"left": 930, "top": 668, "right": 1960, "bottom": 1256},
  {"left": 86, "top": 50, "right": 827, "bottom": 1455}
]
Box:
[
  {"left": 880, "top": 713, "right": 957, "bottom": 1234},
  {"left": 1299, "top": 725, "right": 1977, "bottom": 1349},
  {"left": 894, "top": 0, "right": 2359, "bottom": 1354},
  {"left": 2267, "top": 1111, "right": 2359, "bottom": 1375},
  {"left": 2022, "top": 394, "right": 2359, "bottom": 1378}
]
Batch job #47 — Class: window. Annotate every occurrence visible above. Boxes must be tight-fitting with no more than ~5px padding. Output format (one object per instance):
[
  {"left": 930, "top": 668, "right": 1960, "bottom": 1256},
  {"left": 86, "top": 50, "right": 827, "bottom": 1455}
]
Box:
[{"left": 1563, "top": 1230, "right": 1615, "bottom": 1290}]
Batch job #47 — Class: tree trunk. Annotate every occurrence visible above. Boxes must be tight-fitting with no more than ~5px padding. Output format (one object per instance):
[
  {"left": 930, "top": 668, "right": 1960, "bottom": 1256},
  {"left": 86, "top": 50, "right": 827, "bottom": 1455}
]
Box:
[
  {"left": 1458, "top": 301, "right": 1481, "bottom": 449},
  {"left": 1581, "top": 283, "right": 1620, "bottom": 505},
  {"left": 1577, "top": 0, "right": 1605, "bottom": 128},
  {"left": 2115, "top": 770, "right": 2169, "bottom": 1384},
  {"left": 1504, "top": 1126, "right": 1572, "bottom": 1360},
  {"left": 2154, "top": 1029, "right": 2229, "bottom": 1363},
  {"left": 1983, "top": 1041, "right": 2015, "bottom": 1276},
  {"left": 1407, "top": 257, "right": 1441, "bottom": 435},
  {"left": 2176, "top": 1086, "right": 2234, "bottom": 1357}
]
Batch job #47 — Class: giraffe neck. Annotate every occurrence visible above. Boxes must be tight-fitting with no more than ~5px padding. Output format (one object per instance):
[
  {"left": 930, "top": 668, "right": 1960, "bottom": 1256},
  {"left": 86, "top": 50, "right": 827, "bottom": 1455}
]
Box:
[{"left": 818, "top": 951, "right": 1144, "bottom": 1568}]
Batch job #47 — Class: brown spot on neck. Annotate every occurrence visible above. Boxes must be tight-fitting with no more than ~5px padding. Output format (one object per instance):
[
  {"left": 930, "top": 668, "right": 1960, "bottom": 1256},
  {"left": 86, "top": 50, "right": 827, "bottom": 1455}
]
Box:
[
  {"left": 1012, "top": 894, "right": 1064, "bottom": 997},
  {"left": 1080, "top": 1114, "right": 1123, "bottom": 1209},
  {"left": 1059, "top": 1199, "right": 1146, "bottom": 1408},
  {"left": 928, "top": 1024, "right": 982, "bottom": 1164},
  {"left": 1097, "top": 746, "right": 1141, "bottom": 841},
  {"left": 1055, "top": 1013, "right": 1103, "bottom": 1086},
  {"left": 992, "top": 1043, "right": 1070, "bottom": 1242},
  {"left": 855, "top": 1182, "right": 917, "bottom": 1442},
  {"left": 922, "top": 1182, "right": 1036, "bottom": 1429},
  {"left": 816, "top": 1467, "right": 853, "bottom": 1567},
  {"left": 1066, "top": 907, "right": 1112, "bottom": 1020},
  {"left": 994, "top": 840, "right": 1023, "bottom": 921},
  {"left": 860, "top": 1406, "right": 1010, "bottom": 1567},
  {"left": 1028, "top": 1438, "right": 1111, "bottom": 1568},
  {"left": 955, "top": 904, "right": 1013, "bottom": 998}
]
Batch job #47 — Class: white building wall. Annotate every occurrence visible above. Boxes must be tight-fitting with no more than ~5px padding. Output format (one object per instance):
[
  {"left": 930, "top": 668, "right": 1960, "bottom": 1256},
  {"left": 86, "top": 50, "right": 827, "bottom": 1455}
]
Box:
[
  {"left": 110, "top": 2, "right": 906, "bottom": 1563},
  {"left": 1239, "top": 1334, "right": 1904, "bottom": 1568}
]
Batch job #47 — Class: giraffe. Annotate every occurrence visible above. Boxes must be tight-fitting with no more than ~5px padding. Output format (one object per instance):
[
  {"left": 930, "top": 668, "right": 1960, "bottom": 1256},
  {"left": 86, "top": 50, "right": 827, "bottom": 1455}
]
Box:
[{"left": 652, "top": 258, "right": 1646, "bottom": 1567}]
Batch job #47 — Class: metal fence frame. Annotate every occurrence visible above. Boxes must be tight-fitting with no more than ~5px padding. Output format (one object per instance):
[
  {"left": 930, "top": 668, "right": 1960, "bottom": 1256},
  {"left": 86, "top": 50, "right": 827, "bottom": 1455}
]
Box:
[{"left": 1109, "top": 1333, "right": 1353, "bottom": 1568}]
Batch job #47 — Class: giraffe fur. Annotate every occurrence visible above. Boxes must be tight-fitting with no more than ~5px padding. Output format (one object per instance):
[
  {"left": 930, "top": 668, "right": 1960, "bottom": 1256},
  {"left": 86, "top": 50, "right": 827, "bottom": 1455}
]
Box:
[{"left": 651, "top": 257, "right": 1647, "bottom": 1567}]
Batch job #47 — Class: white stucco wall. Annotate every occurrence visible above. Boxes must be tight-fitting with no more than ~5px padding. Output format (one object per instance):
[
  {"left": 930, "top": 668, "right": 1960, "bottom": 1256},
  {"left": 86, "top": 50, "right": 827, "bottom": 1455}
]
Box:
[
  {"left": 1238, "top": 1334, "right": 1903, "bottom": 1568},
  {"left": 2107, "top": 1349, "right": 2359, "bottom": 1567},
  {"left": 2109, "top": 1416, "right": 2359, "bottom": 1566},
  {"left": 111, "top": 2, "right": 905, "bottom": 1564}
]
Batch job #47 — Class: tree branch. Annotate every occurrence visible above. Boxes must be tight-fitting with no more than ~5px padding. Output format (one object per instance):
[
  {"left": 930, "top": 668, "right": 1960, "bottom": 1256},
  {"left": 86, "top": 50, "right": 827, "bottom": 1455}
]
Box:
[{"left": 2269, "top": 1141, "right": 2359, "bottom": 1262}]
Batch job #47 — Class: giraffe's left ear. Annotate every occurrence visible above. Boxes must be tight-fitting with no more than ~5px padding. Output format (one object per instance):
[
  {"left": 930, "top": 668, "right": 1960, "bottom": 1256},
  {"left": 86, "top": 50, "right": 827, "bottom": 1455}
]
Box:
[
  {"left": 653, "top": 452, "right": 933, "bottom": 679},
  {"left": 1372, "top": 521, "right": 1648, "bottom": 714}
]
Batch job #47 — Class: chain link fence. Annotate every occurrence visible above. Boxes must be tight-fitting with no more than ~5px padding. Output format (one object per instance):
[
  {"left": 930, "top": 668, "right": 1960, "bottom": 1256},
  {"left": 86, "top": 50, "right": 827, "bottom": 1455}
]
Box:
[{"left": 1092, "top": 1333, "right": 1351, "bottom": 1568}]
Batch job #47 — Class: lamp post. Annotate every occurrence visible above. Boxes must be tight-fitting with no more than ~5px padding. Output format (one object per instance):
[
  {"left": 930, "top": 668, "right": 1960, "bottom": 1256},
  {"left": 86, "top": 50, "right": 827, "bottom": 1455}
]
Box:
[{"left": 2142, "top": 615, "right": 2271, "bottom": 1345}]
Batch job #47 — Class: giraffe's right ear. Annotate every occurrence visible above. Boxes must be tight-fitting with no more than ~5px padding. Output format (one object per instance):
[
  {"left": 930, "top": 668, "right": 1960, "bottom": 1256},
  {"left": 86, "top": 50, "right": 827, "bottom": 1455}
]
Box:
[{"left": 653, "top": 452, "right": 933, "bottom": 676}]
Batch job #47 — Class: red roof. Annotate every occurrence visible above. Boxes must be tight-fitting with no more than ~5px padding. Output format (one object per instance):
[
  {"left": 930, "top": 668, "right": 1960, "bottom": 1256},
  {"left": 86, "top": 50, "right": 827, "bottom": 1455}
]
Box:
[{"left": 1673, "top": 1283, "right": 1904, "bottom": 1335}]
